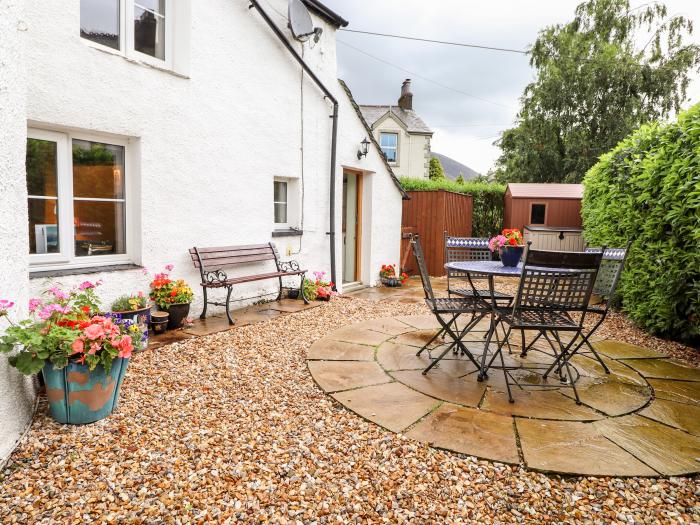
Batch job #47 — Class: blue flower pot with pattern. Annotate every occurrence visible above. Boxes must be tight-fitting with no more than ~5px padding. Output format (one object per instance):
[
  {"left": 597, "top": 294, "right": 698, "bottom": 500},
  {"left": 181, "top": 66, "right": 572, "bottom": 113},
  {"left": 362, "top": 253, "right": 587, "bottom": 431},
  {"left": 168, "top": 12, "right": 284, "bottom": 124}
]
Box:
[
  {"left": 108, "top": 307, "right": 151, "bottom": 349},
  {"left": 499, "top": 245, "right": 524, "bottom": 267},
  {"left": 42, "top": 358, "right": 130, "bottom": 425}
]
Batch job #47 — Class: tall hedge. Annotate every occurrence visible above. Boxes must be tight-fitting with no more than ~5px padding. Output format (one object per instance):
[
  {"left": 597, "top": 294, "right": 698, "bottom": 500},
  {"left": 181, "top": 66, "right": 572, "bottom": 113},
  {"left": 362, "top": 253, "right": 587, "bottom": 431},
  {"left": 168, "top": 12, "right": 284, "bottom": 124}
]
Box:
[
  {"left": 582, "top": 103, "right": 700, "bottom": 343},
  {"left": 399, "top": 177, "right": 505, "bottom": 237}
]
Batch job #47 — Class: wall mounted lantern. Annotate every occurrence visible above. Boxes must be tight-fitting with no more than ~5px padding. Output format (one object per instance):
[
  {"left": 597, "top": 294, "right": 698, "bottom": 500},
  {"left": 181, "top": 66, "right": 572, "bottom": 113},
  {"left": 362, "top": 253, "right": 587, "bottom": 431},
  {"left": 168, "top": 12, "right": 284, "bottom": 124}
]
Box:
[{"left": 357, "top": 137, "right": 370, "bottom": 159}]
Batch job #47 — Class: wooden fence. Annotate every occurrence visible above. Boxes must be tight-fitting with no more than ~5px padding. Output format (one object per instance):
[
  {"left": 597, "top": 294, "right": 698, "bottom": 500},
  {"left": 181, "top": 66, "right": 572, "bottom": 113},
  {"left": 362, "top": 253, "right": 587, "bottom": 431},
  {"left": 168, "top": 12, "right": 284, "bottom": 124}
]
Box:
[{"left": 400, "top": 190, "right": 473, "bottom": 277}]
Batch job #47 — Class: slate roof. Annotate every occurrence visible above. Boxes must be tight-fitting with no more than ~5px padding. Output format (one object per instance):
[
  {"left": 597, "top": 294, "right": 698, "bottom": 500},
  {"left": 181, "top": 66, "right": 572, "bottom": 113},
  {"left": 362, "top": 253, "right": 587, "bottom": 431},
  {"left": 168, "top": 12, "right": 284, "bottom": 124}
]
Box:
[
  {"left": 507, "top": 183, "right": 583, "bottom": 199},
  {"left": 359, "top": 105, "right": 433, "bottom": 135},
  {"left": 338, "top": 80, "right": 409, "bottom": 199}
]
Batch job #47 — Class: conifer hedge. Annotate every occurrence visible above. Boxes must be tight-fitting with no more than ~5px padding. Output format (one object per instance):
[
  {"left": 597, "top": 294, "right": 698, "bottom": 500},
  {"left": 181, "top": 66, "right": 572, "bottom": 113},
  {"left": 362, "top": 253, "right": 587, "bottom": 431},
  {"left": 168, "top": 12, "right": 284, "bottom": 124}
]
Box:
[
  {"left": 582, "top": 104, "right": 700, "bottom": 343},
  {"left": 399, "top": 177, "right": 506, "bottom": 237}
]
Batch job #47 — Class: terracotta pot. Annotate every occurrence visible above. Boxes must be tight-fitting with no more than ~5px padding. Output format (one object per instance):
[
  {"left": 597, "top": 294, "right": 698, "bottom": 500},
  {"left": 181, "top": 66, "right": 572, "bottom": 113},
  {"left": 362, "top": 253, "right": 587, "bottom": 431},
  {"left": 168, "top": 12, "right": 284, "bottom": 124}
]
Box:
[{"left": 165, "top": 303, "right": 190, "bottom": 329}]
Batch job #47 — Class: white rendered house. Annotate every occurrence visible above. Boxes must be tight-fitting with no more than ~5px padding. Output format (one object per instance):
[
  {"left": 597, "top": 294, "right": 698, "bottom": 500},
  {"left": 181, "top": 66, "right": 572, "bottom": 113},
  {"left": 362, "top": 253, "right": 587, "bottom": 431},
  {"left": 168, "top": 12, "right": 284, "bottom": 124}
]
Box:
[{"left": 0, "top": 0, "right": 404, "bottom": 460}]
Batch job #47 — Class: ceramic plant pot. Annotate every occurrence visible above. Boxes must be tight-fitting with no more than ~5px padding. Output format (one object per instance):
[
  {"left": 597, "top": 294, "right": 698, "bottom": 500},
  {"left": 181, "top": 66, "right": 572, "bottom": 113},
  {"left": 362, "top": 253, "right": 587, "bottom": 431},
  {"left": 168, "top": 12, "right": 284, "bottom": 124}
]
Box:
[
  {"left": 109, "top": 307, "right": 151, "bottom": 349},
  {"left": 166, "top": 303, "right": 190, "bottom": 329},
  {"left": 381, "top": 277, "right": 402, "bottom": 287},
  {"left": 150, "top": 311, "right": 169, "bottom": 335},
  {"left": 499, "top": 246, "right": 524, "bottom": 267},
  {"left": 42, "top": 358, "right": 129, "bottom": 425}
]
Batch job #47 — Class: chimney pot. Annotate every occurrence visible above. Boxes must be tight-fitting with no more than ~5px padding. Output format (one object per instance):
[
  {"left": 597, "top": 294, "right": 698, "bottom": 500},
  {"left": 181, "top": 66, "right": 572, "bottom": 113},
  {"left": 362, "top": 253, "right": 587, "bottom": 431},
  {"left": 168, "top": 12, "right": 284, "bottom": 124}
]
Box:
[{"left": 398, "top": 78, "right": 413, "bottom": 110}]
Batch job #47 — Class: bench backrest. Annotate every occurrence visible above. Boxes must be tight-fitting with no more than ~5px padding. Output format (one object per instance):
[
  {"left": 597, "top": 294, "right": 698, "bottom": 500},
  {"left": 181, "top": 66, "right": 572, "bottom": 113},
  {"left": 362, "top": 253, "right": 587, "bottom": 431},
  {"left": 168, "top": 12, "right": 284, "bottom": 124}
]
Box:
[{"left": 189, "top": 243, "right": 280, "bottom": 271}]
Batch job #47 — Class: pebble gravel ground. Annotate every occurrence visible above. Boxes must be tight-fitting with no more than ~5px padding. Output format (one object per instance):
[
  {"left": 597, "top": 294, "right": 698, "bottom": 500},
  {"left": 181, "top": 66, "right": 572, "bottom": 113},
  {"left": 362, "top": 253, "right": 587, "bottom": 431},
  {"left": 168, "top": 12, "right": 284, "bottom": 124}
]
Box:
[{"left": 1, "top": 296, "right": 698, "bottom": 524}]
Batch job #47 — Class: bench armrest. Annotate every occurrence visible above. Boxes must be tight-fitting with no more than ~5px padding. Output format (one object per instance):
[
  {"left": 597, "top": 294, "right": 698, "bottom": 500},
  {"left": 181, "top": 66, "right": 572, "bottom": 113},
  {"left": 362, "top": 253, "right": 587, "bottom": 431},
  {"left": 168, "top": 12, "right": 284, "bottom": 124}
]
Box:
[
  {"left": 202, "top": 269, "right": 229, "bottom": 284},
  {"left": 278, "top": 260, "right": 304, "bottom": 273}
]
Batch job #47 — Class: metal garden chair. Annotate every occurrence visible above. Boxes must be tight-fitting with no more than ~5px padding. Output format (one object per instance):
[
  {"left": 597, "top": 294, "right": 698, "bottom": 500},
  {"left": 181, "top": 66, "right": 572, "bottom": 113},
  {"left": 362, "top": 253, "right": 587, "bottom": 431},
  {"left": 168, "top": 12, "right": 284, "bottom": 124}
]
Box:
[
  {"left": 410, "top": 235, "right": 483, "bottom": 375},
  {"left": 486, "top": 244, "right": 604, "bottom": 403}
]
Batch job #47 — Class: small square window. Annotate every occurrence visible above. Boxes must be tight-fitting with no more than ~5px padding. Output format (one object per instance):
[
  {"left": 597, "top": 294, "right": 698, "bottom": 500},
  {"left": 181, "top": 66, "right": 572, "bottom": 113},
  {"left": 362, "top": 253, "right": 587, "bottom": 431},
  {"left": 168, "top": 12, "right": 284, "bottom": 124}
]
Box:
[
  {"left": 379, "top": 132, "right": 398, "bottom": 163},
  {"left": 530, "top": 204, "right": 546, "bottom": 224}
]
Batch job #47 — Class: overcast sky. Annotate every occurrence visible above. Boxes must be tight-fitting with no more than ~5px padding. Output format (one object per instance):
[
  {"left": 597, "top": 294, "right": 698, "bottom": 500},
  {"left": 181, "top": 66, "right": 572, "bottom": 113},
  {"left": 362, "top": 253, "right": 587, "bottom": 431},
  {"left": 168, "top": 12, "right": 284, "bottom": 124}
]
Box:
[{"left": 322, "top": 0, "right": 700, "bottom": 174}]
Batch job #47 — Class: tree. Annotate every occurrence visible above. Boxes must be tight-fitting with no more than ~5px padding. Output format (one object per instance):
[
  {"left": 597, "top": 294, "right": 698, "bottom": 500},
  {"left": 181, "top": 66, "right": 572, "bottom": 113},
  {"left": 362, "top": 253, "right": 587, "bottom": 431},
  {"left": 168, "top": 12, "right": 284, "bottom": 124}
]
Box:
[
  {"left": 428, "top": 156, "right": 445, "bottom": 180},
  {"left": 495, "top": 0, "right": 700, "bottom": 184},
  {"left": 455, "top": 173, "right": 465, "bottom": 184}
]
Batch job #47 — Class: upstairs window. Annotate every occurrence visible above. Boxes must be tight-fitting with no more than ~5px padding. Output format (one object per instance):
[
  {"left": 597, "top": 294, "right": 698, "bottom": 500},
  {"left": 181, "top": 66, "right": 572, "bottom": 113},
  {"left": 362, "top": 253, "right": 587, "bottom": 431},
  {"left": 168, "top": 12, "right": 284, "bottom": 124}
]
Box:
[
  {"left": 379, "top": 132, "right": 398, "bottom": 163},
  {"left": 80, "top": 0, "right": 170, "bottom": 64},
  {"left": 530, "top": 203, "right": 547, "bottom": 224}
]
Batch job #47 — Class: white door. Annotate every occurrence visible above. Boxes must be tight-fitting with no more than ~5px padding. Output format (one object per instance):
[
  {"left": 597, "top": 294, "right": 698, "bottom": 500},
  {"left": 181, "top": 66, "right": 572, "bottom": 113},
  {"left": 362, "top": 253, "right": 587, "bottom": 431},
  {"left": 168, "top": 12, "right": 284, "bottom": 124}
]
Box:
[{"left": 342, "top": 172, "right": 358, "bottom": 283}]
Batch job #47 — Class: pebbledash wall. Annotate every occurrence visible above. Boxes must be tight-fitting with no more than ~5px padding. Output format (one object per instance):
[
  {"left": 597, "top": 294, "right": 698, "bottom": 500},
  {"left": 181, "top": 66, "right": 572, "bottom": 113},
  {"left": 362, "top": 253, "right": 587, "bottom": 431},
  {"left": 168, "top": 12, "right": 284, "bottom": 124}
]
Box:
[{"left": 0, "top": 0, "right": 402, "bottom": 461}]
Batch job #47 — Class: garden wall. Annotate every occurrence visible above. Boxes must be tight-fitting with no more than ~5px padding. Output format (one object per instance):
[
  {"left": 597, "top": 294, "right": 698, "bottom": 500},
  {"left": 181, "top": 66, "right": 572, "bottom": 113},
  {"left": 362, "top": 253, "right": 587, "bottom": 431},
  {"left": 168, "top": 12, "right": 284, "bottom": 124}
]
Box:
[{"left": 582, "top": 103, "right": 700, "bottom": 343}]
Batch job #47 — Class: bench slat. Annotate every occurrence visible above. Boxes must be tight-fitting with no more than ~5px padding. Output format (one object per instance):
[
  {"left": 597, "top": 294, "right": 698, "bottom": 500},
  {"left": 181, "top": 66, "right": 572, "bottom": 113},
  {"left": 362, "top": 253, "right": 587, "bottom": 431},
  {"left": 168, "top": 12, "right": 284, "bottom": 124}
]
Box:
[
  {"left": 194, "top": 253, "right": 277, "bottom": 268},
  {"left": 191, "top": 248, "right": 273, "bottom": 262},
  {"left": 189, "top": 244, "right": 271, "bottom": 255}
]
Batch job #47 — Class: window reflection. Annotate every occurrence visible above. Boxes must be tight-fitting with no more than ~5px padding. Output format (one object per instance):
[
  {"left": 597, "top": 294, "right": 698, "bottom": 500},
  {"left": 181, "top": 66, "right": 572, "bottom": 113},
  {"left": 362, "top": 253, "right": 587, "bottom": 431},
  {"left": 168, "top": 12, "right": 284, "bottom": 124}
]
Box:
[
  {"left": 26, "top": 138, "right": 60, "bottom": 254},
  {"left": 80, "top": 0, "right": 120, "bottom": 50},
  {"left": 134, "top": 1, "right": 165, "bottom": 60}
]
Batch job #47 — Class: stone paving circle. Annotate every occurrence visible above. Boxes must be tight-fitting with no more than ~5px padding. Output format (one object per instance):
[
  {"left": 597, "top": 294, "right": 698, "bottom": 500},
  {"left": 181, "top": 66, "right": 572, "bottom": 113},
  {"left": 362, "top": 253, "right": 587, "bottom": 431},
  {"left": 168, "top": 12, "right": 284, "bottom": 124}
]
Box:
[{"left": 307, "top": 314, "right": 700, "bottom": 477}]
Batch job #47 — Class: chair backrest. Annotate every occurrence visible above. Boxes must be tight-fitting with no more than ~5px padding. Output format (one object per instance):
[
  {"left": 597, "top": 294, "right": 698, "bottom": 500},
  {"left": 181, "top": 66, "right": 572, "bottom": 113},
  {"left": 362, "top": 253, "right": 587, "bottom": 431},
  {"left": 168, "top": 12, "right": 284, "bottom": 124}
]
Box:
[
  {"left": 444, "top": 233, "right": 492, "bottom": 283},
  {"left": 513, "top": 245, "right": 604, "bottom": 314},
  {"left": 584, "top": 242, "right": 631, "bottom": 298},
  {"left": 410, "top": 235, "right": 435, "bottom": 301}
]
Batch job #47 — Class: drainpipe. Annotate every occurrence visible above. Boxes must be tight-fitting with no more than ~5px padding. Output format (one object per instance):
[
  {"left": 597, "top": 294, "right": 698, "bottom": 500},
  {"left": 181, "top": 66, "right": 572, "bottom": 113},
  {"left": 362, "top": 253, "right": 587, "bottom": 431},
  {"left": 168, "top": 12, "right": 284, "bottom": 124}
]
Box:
[{"left": 248, "top": 0, "right": 340, "bottom": 288}]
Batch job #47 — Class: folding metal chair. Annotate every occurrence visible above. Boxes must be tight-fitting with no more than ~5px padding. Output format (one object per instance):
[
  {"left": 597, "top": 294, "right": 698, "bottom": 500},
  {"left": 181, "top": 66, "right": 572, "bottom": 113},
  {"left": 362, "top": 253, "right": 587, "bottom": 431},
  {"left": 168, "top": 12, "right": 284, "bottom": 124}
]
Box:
[
  {"left": 410, "top": 235, "right": 483, "bottom": 375},
  {"left": 487, "top": 244, "right": 604, "bottom": 403}
]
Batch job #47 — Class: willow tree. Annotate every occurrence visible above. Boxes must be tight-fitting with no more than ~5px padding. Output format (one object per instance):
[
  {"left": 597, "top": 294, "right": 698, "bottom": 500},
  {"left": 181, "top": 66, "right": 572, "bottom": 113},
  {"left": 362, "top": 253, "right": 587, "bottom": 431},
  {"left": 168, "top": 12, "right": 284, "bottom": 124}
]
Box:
[{"left": 495, "top": 0, "right": 700, "bottom": 183}]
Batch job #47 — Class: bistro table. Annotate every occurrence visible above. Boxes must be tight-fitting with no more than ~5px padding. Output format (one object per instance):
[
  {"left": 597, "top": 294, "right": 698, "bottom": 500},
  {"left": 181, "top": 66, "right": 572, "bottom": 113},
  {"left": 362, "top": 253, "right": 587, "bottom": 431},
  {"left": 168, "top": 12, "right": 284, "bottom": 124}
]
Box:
[{"left": 444, "top": 260, "right": 522, "bottom": 380}]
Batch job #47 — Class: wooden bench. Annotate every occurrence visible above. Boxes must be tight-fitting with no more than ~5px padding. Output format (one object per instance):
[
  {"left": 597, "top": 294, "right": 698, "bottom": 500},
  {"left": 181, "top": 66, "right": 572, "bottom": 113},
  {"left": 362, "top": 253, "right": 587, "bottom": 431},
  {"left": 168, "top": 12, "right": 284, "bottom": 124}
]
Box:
[{"left": 189, "top": 243, "right": 307, "bottom": 325}]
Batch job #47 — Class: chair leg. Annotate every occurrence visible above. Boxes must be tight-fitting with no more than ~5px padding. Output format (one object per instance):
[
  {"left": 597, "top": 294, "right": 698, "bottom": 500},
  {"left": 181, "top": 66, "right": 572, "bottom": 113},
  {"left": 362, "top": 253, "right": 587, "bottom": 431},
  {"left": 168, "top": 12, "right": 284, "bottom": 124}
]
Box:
[
  {"left": 224, "top": 286, "right": 235, "bottom": 325},
  {"left": 422, "top": 340, "right": 458, "bottom": 375},
  {"left": 584, "top": 337, "right": 610, "bottom": 373},
  {"left": 416, "top": 326, "right": 446, "bottom": 356},
  {"left": 498, "top": 342, "right": 514, "bottom": 403},
  {"left": 199, "top": 287, "right": 208, "bottom": 320}
]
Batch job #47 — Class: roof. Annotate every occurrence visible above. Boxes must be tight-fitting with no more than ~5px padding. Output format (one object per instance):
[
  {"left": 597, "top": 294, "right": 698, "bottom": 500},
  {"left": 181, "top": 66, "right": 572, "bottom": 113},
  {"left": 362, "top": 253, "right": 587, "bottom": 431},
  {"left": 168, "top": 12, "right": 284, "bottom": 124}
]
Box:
[
  {"left": 359, "top": 105, "right": 433, "bottom": 135},
  {"left": 302, "top": 0, "right": 349, "bottom": 27},
  {"left": 338, "top": 80, "right": 409, "bottom": 199},
  {"left": 507, "top": 183, "right": 583, "bottom": 199},
  {"left": 431, "top": 152, "right": 480, "bottom": 181}
]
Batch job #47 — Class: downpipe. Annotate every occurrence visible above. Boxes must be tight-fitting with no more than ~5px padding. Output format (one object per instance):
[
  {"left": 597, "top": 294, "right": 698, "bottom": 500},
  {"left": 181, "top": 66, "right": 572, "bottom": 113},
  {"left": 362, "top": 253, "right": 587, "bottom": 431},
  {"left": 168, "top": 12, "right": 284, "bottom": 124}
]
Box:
[{"left": 248, "top": 0, "right": 340, "bottom": 288}]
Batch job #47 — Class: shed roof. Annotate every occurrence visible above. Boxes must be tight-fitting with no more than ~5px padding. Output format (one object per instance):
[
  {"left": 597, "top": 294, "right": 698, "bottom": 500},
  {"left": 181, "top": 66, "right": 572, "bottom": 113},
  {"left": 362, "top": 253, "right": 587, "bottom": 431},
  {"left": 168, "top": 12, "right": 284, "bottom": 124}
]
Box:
[{"left": 507, "top": 183, "right": 583, "bottom": 199}]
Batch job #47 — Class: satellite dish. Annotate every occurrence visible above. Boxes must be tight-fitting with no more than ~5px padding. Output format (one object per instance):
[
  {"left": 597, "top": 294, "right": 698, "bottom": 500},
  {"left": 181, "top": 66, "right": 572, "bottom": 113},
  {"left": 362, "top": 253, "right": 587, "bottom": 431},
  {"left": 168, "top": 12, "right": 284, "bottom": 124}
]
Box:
[{"left": 288, "top": 0, "right": 316, "bottom": 41}]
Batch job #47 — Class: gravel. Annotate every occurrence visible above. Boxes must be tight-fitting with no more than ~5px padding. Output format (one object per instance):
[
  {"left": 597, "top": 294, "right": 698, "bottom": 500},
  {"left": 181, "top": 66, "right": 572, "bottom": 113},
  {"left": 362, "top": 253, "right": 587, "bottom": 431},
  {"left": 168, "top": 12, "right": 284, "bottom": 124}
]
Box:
[{"left": 1, "top": 295, "right": 698, "bottom": 524}]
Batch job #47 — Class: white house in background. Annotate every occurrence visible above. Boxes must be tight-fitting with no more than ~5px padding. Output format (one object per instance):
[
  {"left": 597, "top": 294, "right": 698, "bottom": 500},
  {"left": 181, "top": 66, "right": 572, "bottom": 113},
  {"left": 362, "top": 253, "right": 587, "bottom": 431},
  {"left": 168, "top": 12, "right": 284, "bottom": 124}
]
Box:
[
  {"left": 0, "top": 0, "right": 405, "bottom": 461},
  {"left": 360, "top": 79, "right": 433, "bottom": 179}
]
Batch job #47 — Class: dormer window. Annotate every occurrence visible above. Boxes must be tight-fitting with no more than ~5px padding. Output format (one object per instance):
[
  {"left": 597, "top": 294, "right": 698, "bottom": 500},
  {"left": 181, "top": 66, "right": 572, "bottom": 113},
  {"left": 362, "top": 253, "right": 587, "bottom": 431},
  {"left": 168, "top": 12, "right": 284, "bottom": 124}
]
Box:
[{"left": 379, "top": 132, "right": 398, "bottom": 163}]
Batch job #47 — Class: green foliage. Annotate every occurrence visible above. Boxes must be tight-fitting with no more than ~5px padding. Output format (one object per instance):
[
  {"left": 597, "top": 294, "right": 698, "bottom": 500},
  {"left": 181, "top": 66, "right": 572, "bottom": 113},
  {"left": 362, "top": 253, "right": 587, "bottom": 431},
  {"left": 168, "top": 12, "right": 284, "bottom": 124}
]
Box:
[
  {"left": 455, "top": 174, "right": 465, "bottom": 184},
  {"left": 72, "top": 142, "right": 116, "bottom": 166},
  {"left": 400, "top": 177, "right": 506, "bottom": 237},
  {"left": 582, "top": 103, "right": 700, "bottom": 343},
  {"left": 428, "top": 157, "right": 445, "bottom": 180},
  {"left": 496, "top": 0, "right": 700, "bottom": 184},
  {"left": 110, "top": 294, "right": 147, "bottom": 312}
]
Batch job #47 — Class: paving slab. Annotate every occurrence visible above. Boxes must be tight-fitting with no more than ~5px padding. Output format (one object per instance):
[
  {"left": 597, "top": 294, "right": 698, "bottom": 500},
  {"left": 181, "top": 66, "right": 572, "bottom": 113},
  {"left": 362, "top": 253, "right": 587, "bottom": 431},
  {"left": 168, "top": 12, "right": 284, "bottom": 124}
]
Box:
[
  {"left": 517, "top": 419, "right": 657, "bottom": 476},
  {"left": 619, "top": 358, "right": 700, "bottom": 382},
  {"left": 267, "top": 299, "right": 320, "bottom": 313},
  {"left": 307, "top": 339, "right": 375, "bottom": 361},
  {"left": 560, "top": 378, "right": 651, "bottom": 417},
  {"left": 393, "top": 314, "right": 441, "bottom": 331},
  {"left": 405, "top": 403, "right": 520, "bottom": 464},
  {"left": 181, "top": 315, "right": 233, "bottom": 337},
  {"left": 481, "top": 388, "right": 602, "bottom": 421},
  {"left": 307, "top": 361, "right": 390, "bottom": 393},
  {"left": 376, "top": 341, "right": 430, "bottom": 371},
  {"left": 391, "top": 369, "right": 486, "bottom": 408},
  {"left": 392, "top": 330, "right": 441, "bottom": 348},
  {"left": 571, "top": 354, "right": 647, "bottom": 386},
  {"left": 592, "top": 340, "right": 664, "bottom": 359},
  {"left": 594, "top": 415, "right": 700, "bottom": 476},
  {"left": 648, "top": 378, "right": 700, "bottom": 406},
  {"left": 327, "top": 325, "right": 391, "bottom": 346},
  {"left": 639, "top": 399, "right": 700, "bottom": 436},
  {"left": 356, "top": 318, "right": 414, "bottom": 336},
  {"left": 332, "top": 382, "right": 439, "bottom": 433}
]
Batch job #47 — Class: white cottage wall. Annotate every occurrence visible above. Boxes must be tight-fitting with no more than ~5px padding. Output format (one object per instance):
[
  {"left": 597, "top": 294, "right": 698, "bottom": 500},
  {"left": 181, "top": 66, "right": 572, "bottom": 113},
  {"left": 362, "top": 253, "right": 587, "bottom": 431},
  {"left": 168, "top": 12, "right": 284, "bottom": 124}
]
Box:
[{"left": 0, "top": 0, "right": 39, "bottom": 461}]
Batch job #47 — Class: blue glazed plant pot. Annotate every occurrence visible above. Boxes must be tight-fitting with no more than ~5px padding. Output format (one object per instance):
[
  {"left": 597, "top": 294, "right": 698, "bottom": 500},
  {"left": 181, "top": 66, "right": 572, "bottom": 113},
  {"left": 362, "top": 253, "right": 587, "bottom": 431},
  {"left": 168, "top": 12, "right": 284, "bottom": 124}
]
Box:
[
  {"left": 42, "top": 358, "right": 130, "bottom": 425},
  {"left": 108, "top": 307, "right": 151, "bottom": 349},
  {"left": 499, "top": 246, "right": 524, "bottom": 267}
]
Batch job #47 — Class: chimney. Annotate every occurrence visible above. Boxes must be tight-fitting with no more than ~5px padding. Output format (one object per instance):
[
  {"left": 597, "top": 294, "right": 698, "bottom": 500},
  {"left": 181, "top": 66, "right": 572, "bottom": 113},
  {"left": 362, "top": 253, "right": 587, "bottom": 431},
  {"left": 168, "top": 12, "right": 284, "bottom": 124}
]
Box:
[{"left": 398, "top": 78, "right": 413, "bottom": 110}]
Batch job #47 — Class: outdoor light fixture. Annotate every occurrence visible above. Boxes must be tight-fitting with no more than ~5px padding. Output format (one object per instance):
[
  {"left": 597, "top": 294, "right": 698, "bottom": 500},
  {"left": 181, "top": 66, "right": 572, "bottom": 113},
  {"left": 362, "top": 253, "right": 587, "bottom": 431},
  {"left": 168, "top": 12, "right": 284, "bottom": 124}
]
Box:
[{"left": 357, "top": 137, "right": 370, "bottom": 159}]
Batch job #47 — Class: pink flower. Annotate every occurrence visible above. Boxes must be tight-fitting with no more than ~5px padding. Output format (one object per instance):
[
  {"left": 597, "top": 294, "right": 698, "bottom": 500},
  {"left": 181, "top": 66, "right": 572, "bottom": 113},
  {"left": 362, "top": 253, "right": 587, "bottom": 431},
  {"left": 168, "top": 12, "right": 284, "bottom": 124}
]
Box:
[
  {"left": 49, "top": 287, "right": 68, "bottom": 300},
  {"left": 71, "top": 338, "right": 85, "bottom": 355},
  {"left": 84, "top": 323, "right": 105, "bottom": 340},
  {"left": 141, "top": 267, "right": 150, "bottom": 276},
  {"left": 37, "top": 306, "right": 54, "bottom": 320},
  {"left": 118, "top": 335, "right": 134, "bottom": 359},
  {"left": 28, "top": 298, "right": 42, "bottom": 312},
  {"left": 78, "top": 281, "right": 94, "bottom": 290},
  {"left": 88, "top": 342, "right": 100, "bottom": 355},
  {"left": 0, "top": 299, "right": 14, "bottom": 316},
  {"left": 165, "top": 264, "right": 174, "bottom": 272}
]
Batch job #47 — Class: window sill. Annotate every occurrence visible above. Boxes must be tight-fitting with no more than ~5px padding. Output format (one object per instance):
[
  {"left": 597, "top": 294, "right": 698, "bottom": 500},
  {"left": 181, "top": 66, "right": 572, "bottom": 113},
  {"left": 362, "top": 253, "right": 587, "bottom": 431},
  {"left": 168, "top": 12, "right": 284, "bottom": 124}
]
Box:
[
  {"left": 30, "top": 263, "right": 143, "bottom": 279},
  {"left": 85, "top": 41, "right": 189, "bottom": 79},
  {"left": 272, "top": 229, "right": 303, "bottom": 237}
]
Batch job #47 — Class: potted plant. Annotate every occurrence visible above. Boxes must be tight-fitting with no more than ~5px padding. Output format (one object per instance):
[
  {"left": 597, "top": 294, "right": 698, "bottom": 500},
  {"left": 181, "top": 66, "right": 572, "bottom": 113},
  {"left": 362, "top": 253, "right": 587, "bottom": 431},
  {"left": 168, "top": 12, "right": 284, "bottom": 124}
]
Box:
[
  {"left": 150, "top": 311, "right": 169, "bottom": 335},
  {"left": 489, "top": 229, "right": 525, "bottom": 267},
  {"left": 379, "top": 264, "right": 408, "bottom": 287},
  {"left": 0, "top": 282, "right": 143, "bottom": 425},
  {"left": 109, "top": 292, "right": 151, "bottom": 349},
  {"left": 303, "top": 271, "right": 335, "bottom": 301},
  {"left": 148, "top": 265, "right": 194, "bottom": 329}
]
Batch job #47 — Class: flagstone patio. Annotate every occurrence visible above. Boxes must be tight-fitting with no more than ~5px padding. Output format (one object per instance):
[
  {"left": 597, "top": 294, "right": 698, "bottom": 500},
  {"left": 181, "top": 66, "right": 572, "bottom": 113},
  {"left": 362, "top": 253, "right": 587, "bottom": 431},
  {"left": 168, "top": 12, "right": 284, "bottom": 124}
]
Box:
[{"left": 306, "top": 313, "right": 700, "bottom": 477}]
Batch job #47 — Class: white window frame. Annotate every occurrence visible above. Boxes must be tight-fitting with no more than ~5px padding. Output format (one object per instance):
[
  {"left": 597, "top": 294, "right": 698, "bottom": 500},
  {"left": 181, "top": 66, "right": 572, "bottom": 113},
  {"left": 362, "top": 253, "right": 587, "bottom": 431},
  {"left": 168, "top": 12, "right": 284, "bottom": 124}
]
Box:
[
  {"left": 27, "top": 128, "right": 136, "bottom": 273},
  {"left": 273, "top": 179, "right": 289, "bottom": 229},
  {"left": 379, "top": 132, "right": 399, "bottom": 165},
  {"left": 80, "top": 0, "right": 174, "bottom": 69}
]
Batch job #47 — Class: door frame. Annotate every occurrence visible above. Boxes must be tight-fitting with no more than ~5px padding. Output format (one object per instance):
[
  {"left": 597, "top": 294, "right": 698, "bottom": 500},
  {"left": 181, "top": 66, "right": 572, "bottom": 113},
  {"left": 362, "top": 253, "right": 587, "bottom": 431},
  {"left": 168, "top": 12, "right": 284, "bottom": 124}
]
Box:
[{"left": 342, "top": 169, "right": 363, "bottom": 283}]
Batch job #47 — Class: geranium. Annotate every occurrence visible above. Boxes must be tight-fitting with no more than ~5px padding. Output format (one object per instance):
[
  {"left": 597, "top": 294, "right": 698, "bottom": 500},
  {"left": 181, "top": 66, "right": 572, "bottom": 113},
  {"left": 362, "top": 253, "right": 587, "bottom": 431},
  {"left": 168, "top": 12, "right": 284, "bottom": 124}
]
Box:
[
  {"left": 148, "top": 265, "right": 194, "bottom": 309},
  {"left": 0, "top": 282, "right": 143, "bottom": 375},
  {"left": 488, "top": 229, "right": 524, "bottom": 252},
  {"left": 303, "top": 271, "right": 336, "bottom": 301}
]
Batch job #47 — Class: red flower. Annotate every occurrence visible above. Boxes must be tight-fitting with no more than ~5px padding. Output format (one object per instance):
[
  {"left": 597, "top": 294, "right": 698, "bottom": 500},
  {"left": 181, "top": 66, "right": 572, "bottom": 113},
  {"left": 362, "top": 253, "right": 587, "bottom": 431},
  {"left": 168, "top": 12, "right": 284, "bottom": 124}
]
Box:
[
  {"left": 81, "top": 306, "right": 90, "bottom": 313},
  {"left": 509, "top": 237, "right": 517, "bottom": 246},
  {"left": 170, "top": 290, "right": 177, "bottom": 297}
]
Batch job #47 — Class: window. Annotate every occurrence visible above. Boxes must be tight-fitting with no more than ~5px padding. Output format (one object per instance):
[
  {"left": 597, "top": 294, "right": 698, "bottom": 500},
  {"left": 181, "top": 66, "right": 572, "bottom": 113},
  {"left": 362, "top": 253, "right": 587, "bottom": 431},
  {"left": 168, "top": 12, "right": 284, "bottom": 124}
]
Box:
[
  {"left": 26, "top": 129, "right": 132, "bottom": 270},
  {"left": 530, "top": 203, "right": 547, "bottom": 224},
  {"left": 274, "top": 180, "right": 288, "bottom": 227},
  {"left": 80, "top": 0, "right": 170, "bottom": 64},
  {"left": 379, "top": 132, "right": 398, "bottom": 163}
]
